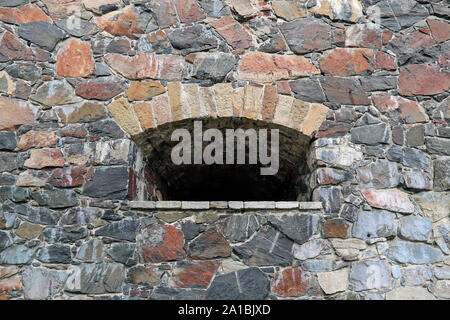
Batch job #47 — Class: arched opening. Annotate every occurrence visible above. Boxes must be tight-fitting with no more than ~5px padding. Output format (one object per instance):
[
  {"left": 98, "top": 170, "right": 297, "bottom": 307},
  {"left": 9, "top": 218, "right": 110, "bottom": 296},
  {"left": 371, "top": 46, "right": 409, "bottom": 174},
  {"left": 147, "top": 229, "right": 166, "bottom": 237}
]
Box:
[{"left": 133, "top": 118, "right": 312, "bottom": 201}]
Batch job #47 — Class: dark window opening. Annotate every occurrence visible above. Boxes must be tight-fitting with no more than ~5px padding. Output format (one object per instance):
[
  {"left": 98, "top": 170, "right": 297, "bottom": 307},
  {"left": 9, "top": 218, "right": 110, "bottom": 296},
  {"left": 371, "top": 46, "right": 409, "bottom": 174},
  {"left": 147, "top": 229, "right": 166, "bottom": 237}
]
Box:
[{"left": 135, "top": 118, "right": 312, "bottom": 201}]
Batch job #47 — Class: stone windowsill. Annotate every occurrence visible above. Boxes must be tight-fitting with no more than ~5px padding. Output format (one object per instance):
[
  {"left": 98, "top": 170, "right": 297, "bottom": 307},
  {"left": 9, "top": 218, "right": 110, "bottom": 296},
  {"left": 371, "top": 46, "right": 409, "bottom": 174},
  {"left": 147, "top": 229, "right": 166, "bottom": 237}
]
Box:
[{"left": 128, "top": 201, "right": 323, "bottom": 210}]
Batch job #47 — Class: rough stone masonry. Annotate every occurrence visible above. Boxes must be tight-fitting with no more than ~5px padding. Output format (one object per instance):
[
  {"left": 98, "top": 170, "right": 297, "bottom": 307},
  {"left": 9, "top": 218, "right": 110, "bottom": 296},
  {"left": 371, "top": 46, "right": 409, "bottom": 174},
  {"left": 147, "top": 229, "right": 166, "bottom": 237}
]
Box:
[{"left": 0, "top": 0, "right": 449, "bottom": 300}]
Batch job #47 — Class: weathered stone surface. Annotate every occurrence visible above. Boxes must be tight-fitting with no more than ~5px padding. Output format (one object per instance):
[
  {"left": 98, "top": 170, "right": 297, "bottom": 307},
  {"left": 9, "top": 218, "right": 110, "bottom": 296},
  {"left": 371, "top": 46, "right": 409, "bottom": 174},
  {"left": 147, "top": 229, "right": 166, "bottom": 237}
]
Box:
[
  {"left": 272, "top": 1, "right": 306, "bottom": 21},
  {"left": 280, "top": 18, "right": 332, "bottom": 54},
  {"left": 107, "top": 243, "right": 136, "bottom": 266},
  {"left": 56, "top": 38, "right": 94, "bottom": 77},
  {"left": 0, "top": 153, "right": 18, "bottom": 173},
  {"left": 387, "top": 241, "right": 443, "bottom": 264},
  {"left": 188, "top": 227, "right": 230, "bottom": 259},
  {"left": 351, "top": 123, "right": 391, "bottom": 145},
  {"left": 206, "top": 267, "right": 270, "bottom": 300},
  {"left": 267, "top": 214, "right": 319, "bottom": 244},
  {"left": 22, "top": 267, "right": 67, "bottom": 300},
  {"left": 435, "top": 280, "right": 450, "bottom": 299},
  {"left": 427, "top": 18, "right": 450, "bottom": 43},
  {"left": 18, "top": 21, "right": 65, "bottom": 51},
  {"left": 43, "top": 226, "right": 87, "bottom": 243},
  {"left": 331, "top": 238, "right": 367, "bottom": 260},
  {"left": 357, "top": 159, "right": 400, "bottom": 189},
  {"left": 400, "top": 265, "right": 433, "bottom": 286},
  {"left": 289, "top": 79, "right": 326, "bottom": 103},
  {"left": 192, "top": 52, "right": 236, "bottom": 82},
  {"left": 312, "top": 187, "right": 342, "bottom": 216},
  {"left": 293, "top": 239, "right": 327, "bottom": 261},
  {"left": 17, "top": 222, "right": 43, "bottom": 240},
  {"left": 399, "top": 216, "right": 432, "bottom": 242},
  {"left": 166, "top": 25, "right": 217, "bottom": 54},
  {"left": 0, "top": 32, "right": 35, "bottom": 62},
  {"left": 32, "top": 189, "right": 79, "bottom": 209},
  {"left": 321, "top": 76, "right": 370, "bottom": 105},
  {"left": 352, "top": 210, "right": 398, "bottom": 240},
  {"left": 137, "top": 224, "right": 184, "bottom": 263},
  {"left": 323, "top": 219, "right": 350, "bottom": 238},
  {"left": 94, "top": 5, "right": 146, "bottom": 39},
  {"left": 145, "top": 0, "right": 179, "bottom": 29},
  {"left": 426, "top": 137, "right": 450, "bottom": 156},
  {"left": 238, "top": 52, "right": 319, "bottom": 82},
  {"left": 413, "top": 192, "right": 449, "bottom": 222},
  {"left": 75, "top": 77, "right": 125, "bottom": 101},
  {"left": 0, "top": 96, "right": 36, "bottom": 131},
  {"left": 96, "top": 219, "right": 138, "bottom": 242},
  {"left": 220, "top": 214, "right": 260, "bottom": 243},
  {"left": 0, "top": 186, "right": 28, "bottom": 203},
  {"left": 361, "top": 188, "right": 414, "bottom": 214},
  {"left": 210, "top": 16, "right": 252, "bottom": 49},
  {"left": 38, "top": 244, "right": 72, "bottom": 264},
  {"left": 82, "top": 166, "right": 129, "bottom": 199},
  {"left": 127, "top": 265, "right": 161, "bottom": 286},
  {"left": 234, "top": 225, "right": 293, "bottom": 266},
  {"left": 346, "top": 23, "right": 382, "bottom": 49},
  {"left": 24, "top": 149, "right": 64, "bottom": 169},
  {"left": 0, "top": 132, "right": 17, "bottom": 151},
  {"left": 0, "top": 4, "right": 50, "bottom": 24},
  {"left": 310, "top": 0, "right": 362, "bottom": 22},
  {"left": 350, "top": 260, "right": 390, "bottom": 291},
  {"left": 271, "top": 267, "right": 311, "bottom": 297},
  {"left": 65, "top": 263, "right": 125, "bottom": 294},
  {"left": 77, "top": 239, "right": 104, "bottom": 263},
  {"left": 317, "top": 268, "right": 349, "bottom": 294},
  {"left": 171, "top": 260, "right": 219, "bottom": 289},
  {"left": 31, "top": 80, "right": 81, "bottom": 106},
  {"left": 403, "top": 170, "right": 432, "bottom": 191},
  {"left": 386, "top": 286, "right": 435, "bottom": 300},
  {"left": 107, "top": 98, "right": 142, "bottom": 136},
  {"left": 56, "top": 102, "right": 106, "bottom": 123},
  {"left": 41, "top": 0, "right": 82, "bottom": 21},
  {"left": 126, "top": 81, "right": 165, "bottom": 101},
  {"left": 17, "top": 131, "right": 56, "bottom": 151},
  {"left": 0, "top": 231, "right": 12, "bottom": 252},
  {"left": 399, "top": 64, "right": 450, "bottom": 97},
  {"left": 434, "top": 158, "right": 450, "bottom": 191},
  {"left": 367, "top": 0, "right": 428, "bottom": 32},
  {"left": 319, "top": 48, "right": 375, "bottom": 76},
  {"left": 0, "top": 245, "right": 37, "bottom": 265},
  {"left": 83, "top": 0, "right": 120, "bottom": 15}
]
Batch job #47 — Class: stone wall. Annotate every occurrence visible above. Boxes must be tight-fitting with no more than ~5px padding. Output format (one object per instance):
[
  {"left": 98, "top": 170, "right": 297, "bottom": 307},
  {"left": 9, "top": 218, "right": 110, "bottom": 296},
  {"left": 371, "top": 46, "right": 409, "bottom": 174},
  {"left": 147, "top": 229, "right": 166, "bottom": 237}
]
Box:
[{"left": 0, "top": 0, "right": 449, "bottom": 300}]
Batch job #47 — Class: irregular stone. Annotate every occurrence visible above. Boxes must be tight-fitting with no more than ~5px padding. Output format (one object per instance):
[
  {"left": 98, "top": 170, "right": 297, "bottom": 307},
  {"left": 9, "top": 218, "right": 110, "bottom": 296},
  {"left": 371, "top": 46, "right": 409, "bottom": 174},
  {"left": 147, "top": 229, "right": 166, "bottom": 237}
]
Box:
[
  {"left": 357, "top": 159, "right": 400, "bottom": 189},
  {"left": 95, "top": 219, "right": 138, "bottom": 242},
  {"left": 16, "top": 206, "right": 60, "bottom": 226},
  {"left": 55, "top": 15, "right": 99, "bottom": 37},
  {"left": 206, "top": 267, "right": 270, "bottom": 300},
  {"left": 234, "top": 225, "right": 293, "bottom": 266},
  {"left": 171, "top": 260, "right": 220, "bottom": 289},
  {"left": 82, "top": 166, "right": 129, "bottom": 199},
  {"left": 323, "top": 219, "right": 350, "bottom": 238},
  {"left": 280, "top": 18, "right": 332, "bottom": 54},
  {"left": 65, "top": 263, "right": 125, "bottom": 294},
  {"left": 310, "top": 0, "right": 363, "bottom": 22},
  {"left": 435, "top": 280, "right": 450, "bottom": 299},
  {"left": 317, "top": 268, "right": 349, "bottom": 294},
  {"left": 399, "top": 215, "right": 432, "bottom": 242},
  {"left": 399, "top": 64, "right": 450, "bottom": 97},
  {"left": 60, "top": 207, "right": 102, "bottom": 226},
  {"left": 41, "top": 0, "right": 82, "bottom": 21},
  {"left": 271, "top": 267, "right": 311, "bottom": 297},
  {"left": 219, "top": 214, "right": 260, "bottom": 243},
  {"left": 192, "top": 52, "right": 236, "bottom": 82},
  {"left": 0, "top": 4, "right": 50, "bottom": 24},
  {"left": 434, "top": 157, "right": 450, "bottom": 191},
  {"left": 55, "top": 102, "right": 106, "bottom": 123},
  {"left": 403, "top": 170, "right": 432, "bottom": 191},
  {"left": 107, "top": 243, "right": 136, "bottom": 266},
  {"left": 75, "top": 77, "right": 125, "bottom": 101},
  {"left": 331, "top": 238, "right": 367, "bottom": 260},
  {"left": 166, "top": 25, "right": 217, "bottom": 54},
  {"left": 24, "top": 149, "right": 64, "bottom": 169},
  {"left": 127, "top": 265, "right": 161, "bottom": 286},
  {"left": 319, "top": 48, "right": 375, "bottom": 76},
  {"left": 126, "top": 81, "right": 165, "bottom": 101},
  {"left": 17, "top": 170, "right": 48, "bottom": 187},
  {"left": 0, "top": 132, "right": 17, "bottom": 151},
  {"left": 361, "top": 188, "right": 414, "bottom": 214},
  {"left": 210, "top": 16, "right": 252, "bottom": 49},
  {"left": 0, "top": 96, "right": 36, "bottom": 131},
  {"left": 0, "top": 186, "right": 28, "bottom": 203},
  {"left": 199, "top": 0, "right": 230, "bottom": 18},
  {"left": 137, "top": 224, "right": 184, "bottom": 263},
  {"left": 22, "top": 267, "right": 67, "bottom": 300},
  {"left": 345, "top": 23, "right": 382, "bottom": 49},
  {"left": 321, "top": 76, "right": 370, "bottom": 105},
  {"left": 386, "top": 286, "right": 435, "bottom": 300},
  {"left": 17, "top": 222, "right": 43, "bottom": 240},
  {"left": 0, "top": 231, "right": 12, "bottom": 252},
  {"left": 350, "top": 260, "right": 390, "bottom": 291},
  {"left": 38, "top": 244, "right": 72, "bottom": 263},
  {"left": 0, "top": 32, "right": 34, "bottom": 62},
  {"left": 352, "top": 210, "right": 398, "bottom": 240},
  {"left": 351, "top": 123, "right": 391, "bottom": 145},
  {"left": 293, "top": 239, "right": 327, "bottom": 260},
  {"left": 267, "top": 214, "right": 319, "bottom": 244},
  {"left": 289, "top": 78, "right": 326, "bottom": 103},
  {"left": 387, "top": 241, "right": 443, "bottom": 264},
  {"left": 0, "top": 153, "right": 18, "bottom": 173},
  {"left": 76, "top": 239, "right": 104, "bottom": 263},
  {"left": 402, "top": 148, "right": 430, "bottom": 170},
  {"left": 83, "top": 0, "right": 120, "bottom": 14},
  {"left": 188, "top": 227, "right": 230, "bottom": 259},
  {"left": 400, "top": 265, "right": 432, "bottom": 286},
  {"left": 433, "top": 265, "right": 450, "bottom": 280},
  {"left": 238, "top": 52, "right": 319, "bottom": 82},
  {"left": 43, "top": 226, "right": 87, "bottom": 243},
  {"left": 272, "top": 1, "right": 306, "bottom": 21},
  {"left": 17, "top": 131, "right": 56, "bottom": 151},
  {"left": 145, "top": 0, "right": 179, "bottom": 29},
  {"left": 413, "top": 192, "right": 449, "bottom": 222},
  {"left": 0, "top": 245, "right": 37, "bottom": 264},
  {"left": 31, "top": 80, "right": 81, "bottom": 106},
  {"left": 427, "top": 18, "right": 450, "bottom": 43},
  {"left": 312, "top": 187, "right": 343, "bottom": 216},
  {"left": 18, "top": 21, "right": 65, "bottom": 51},
  {"left": 56, "top": 38, "right": 94, "bottom": 77},
  {"left": 150, "top": 287, "right": 206, "bottom": 300},
  {"left": 31, "top": 189, "right": 78, "bottom": 209},
  {"left": 94, "top": 5, "right": 146, "bottom": 38},
  {"left": 426, "top": 137, "right": 450, "bottom": 156}
]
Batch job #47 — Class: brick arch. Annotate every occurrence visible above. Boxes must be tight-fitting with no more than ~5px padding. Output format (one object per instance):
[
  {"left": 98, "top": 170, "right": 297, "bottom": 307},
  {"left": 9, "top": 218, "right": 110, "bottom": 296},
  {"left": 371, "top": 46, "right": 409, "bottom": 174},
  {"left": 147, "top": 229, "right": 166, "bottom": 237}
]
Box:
[{"left": 106, "top": 81, "right": 330, "bottom": 141}]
